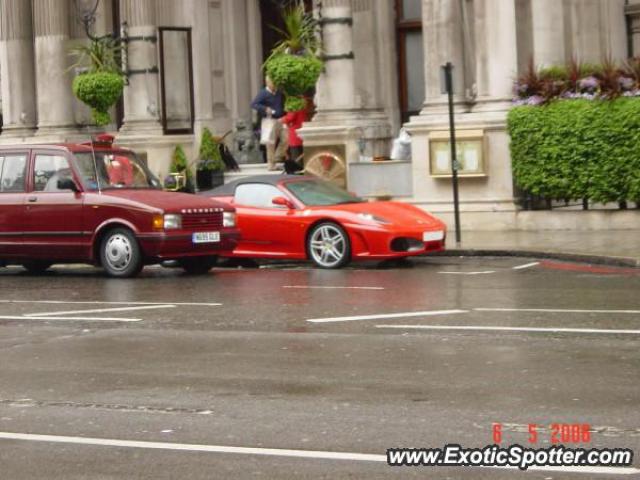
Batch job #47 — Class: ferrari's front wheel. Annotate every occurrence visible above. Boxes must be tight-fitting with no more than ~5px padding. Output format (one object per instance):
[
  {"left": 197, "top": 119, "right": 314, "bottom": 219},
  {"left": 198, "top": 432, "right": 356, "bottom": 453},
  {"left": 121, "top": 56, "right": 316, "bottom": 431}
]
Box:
[{"left": 307, "top": 222, "right": 351, "bottom": 269}]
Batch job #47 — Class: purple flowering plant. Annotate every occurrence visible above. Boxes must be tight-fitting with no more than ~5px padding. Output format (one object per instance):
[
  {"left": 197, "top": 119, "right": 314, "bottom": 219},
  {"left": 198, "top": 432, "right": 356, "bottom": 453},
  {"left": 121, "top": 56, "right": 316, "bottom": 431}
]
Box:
[{"left": 512, "top": 57, "right": 640, "bottom": 105}]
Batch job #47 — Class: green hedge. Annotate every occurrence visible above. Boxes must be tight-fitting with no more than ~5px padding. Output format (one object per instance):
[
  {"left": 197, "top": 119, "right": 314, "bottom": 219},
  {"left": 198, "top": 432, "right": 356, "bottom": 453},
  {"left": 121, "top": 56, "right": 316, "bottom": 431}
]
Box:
[{"left": 507, "top": 98, "right": 640, "bottom": 203}]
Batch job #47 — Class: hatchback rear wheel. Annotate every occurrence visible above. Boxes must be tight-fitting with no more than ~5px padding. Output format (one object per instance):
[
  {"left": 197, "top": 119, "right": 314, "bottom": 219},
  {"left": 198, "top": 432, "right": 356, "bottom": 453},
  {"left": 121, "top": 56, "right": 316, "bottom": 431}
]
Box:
[{"left": 100, "top": 228, "right": 143, "bottom": 278}]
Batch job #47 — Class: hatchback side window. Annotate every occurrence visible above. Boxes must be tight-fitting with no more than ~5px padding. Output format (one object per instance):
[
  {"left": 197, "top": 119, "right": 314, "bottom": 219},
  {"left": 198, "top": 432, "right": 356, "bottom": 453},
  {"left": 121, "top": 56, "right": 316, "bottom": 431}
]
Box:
[
  {"left": 33, "top": 154, "right": 72, "bottom": 192},
  {"left": 0, "top": 154, "right": 27, "bottom": 192},
  {"left": 234, "top": 183, "right": 287, "bottom": 208}
]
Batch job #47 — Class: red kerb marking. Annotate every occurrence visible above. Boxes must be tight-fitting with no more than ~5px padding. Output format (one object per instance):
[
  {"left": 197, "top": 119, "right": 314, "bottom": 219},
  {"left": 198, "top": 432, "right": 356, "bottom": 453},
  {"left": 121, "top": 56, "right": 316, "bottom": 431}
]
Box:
[{"left": 540, "top": 260, "right": 640, "bottom": 275}]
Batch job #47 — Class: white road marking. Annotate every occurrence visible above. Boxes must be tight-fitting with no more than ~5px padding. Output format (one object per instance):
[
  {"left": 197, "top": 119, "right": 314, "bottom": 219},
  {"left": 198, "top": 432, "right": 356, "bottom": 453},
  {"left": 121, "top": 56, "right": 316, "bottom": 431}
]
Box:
[
  {"left": 475, "top": 308, "right": 640, "bottom": 314},
  {"left": 307, "top": 310, "right": 468, "bottom": 324},
  {"left": 0, "top": 432, "right": 638, "bottom": 475},
  {"left": 438, "top": 271, "right": 496, "bottom": 275},
  {"left": 0, "top": 300, "right": 222, "bottom": 306},
  {"left": 0, "top": 432, "right": 384, "bottom": 463},
  {"left": 0, "top": 316, "right": 141, "bottom": 322},
  {"left": 24, "top": 304, "right": 176, "bottom": 318},
  {"left": 512, "top": 262, "right": 540, "bottom": 270},
  {"left": 376, "top": 325, "right": 640, "bottom": 335},
  {"left": 283, "top": 286, "right": 384, "bottom": 290}
]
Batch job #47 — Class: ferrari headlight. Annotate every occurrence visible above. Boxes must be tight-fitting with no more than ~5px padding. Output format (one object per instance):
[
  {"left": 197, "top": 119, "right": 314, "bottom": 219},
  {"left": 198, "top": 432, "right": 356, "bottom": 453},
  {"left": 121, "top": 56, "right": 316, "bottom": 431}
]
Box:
[
  {"left": 358, "top": 213, "right": 391, "bottom": 224},
  {"left": 223, "top": 211, "right": 236, "bottom": 228},
  {"left": 163, "top": 214, "right": 182, "bottom": 230}
]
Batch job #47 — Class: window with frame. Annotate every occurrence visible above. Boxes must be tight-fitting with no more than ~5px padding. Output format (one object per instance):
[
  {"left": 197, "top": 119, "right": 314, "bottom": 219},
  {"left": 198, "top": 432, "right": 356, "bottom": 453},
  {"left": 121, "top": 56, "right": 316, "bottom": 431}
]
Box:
[
  {"left": 33, "top": 154, "right": 73, "bottom": 192},
  {"left": 396, "top": 0, "right": 425, "bottom": 124},
  {"left": 0, "top": 154, "right": 28, "bottom": 193},
  {"left": 234, "top": 183, "right": 287, "bottom": 208}
]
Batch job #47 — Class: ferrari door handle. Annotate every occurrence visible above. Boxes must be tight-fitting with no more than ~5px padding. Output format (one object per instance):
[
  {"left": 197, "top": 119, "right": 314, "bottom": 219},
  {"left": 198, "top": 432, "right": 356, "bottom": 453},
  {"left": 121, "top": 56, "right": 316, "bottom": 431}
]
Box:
[{"left": 27, "top": 196, "right": 37, "bottom": 203}]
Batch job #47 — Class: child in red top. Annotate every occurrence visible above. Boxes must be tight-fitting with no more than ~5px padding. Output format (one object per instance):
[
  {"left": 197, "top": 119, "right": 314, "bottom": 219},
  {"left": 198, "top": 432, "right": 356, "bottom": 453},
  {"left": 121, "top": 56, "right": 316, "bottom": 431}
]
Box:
[
  {"left": 281, "top": 98, "right": 311, "bottom": 173},
  {"left": 281, "top": 109, "right": 306, "bottom": 159}
]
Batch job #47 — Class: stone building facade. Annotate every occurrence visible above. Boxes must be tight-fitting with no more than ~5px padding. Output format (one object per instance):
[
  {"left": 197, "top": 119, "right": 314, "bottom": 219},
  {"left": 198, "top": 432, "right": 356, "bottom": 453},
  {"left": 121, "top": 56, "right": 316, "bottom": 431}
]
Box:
[{"left": 0, "top": 0, "right": 636, "bottom": 229}]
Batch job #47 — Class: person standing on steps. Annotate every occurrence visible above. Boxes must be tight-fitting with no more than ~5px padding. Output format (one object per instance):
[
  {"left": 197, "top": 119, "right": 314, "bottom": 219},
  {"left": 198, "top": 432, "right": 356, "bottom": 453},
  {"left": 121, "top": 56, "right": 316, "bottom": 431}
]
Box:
[
  {"left": 281, "top": 96, "right": 310, "bottom": 174},
  {"left": 251, "top": 76, "right": 287, "bottom": 171}
]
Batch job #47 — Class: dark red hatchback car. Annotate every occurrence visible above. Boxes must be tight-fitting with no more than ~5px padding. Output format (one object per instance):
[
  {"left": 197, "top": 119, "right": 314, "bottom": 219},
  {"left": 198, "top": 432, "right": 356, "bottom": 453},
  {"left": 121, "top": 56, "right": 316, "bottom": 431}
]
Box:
[{"left": 0, "top": 138, "right": 239, "bottom": 277}]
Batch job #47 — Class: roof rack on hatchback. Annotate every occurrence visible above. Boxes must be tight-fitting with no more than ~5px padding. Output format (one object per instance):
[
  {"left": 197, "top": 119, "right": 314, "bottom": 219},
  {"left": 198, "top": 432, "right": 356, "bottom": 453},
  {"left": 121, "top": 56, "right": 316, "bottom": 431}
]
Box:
[{"left": 81, "top": 133, "right": 115, "bottom": 148}]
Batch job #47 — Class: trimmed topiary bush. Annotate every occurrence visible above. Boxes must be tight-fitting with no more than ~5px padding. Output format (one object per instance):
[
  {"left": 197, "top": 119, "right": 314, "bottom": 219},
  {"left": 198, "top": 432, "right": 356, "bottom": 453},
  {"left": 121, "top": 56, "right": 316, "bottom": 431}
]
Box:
[
  {"left": 508, "top": 98, "right": 640, "bottom": 204},
  {"left": 197, "top": 127, "right": 225, "bottom": 172},
  {"left": 72, "top": 71, "right": 124, "bottom": 126},
  {"left": 70, "top": 36, "right": 125, "bottom": 126},
  {"left": 265, "top": 53, "right": 322, "bottom": 97},
  {"left": 265, "top": 53, "right": 322, "bottom": 111},
  {"left": 284, "top": 95, "right": 306, "bottom": 113},
  {"left": 167, "top": 144, "right": 194, "bottom": 192}
]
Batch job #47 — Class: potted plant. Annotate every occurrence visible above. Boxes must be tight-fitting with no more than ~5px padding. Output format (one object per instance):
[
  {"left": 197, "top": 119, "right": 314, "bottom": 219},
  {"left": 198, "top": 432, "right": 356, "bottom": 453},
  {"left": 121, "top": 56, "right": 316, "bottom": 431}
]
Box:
[
  {"left": 264, "top": 2, "right": 323, "bottom": 112},
  {"left": 70, "top": 36, "right": 124, "bottom": 127},
  {"left": 165, "top": 145, "right": 194, "bottom": 193},
  {"left": 196, "top": 128, "right": 226, "bottom": 190}
]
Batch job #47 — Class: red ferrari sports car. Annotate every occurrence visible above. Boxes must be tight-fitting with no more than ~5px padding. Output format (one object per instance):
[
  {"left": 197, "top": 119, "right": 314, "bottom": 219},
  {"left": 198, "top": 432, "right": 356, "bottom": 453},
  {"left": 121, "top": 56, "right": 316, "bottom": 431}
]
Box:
[{"left": 201, "top": 175, "right": 446, "bottom": 268}]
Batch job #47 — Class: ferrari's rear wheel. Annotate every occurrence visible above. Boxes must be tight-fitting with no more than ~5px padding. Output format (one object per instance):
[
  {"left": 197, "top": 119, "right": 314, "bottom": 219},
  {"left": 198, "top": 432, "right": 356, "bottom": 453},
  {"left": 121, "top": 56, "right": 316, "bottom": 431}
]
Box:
[{"left": 307, "top": 222, "right": 351, "bottom": 269}]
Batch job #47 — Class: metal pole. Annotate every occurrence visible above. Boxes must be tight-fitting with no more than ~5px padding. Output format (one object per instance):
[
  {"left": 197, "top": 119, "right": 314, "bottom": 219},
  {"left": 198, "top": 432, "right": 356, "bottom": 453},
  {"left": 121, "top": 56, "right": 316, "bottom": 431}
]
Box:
[{"left": 445, "top": 62, "right": 462, "bottom": 244}]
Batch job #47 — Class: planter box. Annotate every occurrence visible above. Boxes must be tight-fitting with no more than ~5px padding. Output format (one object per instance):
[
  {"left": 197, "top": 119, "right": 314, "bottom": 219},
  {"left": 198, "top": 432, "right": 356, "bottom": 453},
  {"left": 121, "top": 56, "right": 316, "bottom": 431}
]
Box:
[{"left": 196, "top": 170, "right": 224, "bottom": 191}]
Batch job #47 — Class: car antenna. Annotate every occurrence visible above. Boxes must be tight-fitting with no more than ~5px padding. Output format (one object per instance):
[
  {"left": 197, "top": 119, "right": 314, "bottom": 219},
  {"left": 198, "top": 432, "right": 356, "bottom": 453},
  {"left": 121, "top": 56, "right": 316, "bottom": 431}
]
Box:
[{"left": 89, "top": 136, "right": 101, "bottom": 194}]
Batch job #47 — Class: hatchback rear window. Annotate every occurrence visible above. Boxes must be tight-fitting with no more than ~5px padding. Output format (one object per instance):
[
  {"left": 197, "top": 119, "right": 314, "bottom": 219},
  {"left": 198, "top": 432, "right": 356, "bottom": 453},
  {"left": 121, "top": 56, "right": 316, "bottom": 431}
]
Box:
[{"left": 0, "top": 154, "right": 27, "bottom": 193}]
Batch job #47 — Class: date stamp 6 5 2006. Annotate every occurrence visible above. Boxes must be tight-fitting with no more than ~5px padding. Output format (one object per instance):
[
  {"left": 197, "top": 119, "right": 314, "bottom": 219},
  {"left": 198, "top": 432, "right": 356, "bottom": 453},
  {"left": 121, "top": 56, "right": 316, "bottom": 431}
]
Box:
[{"left": 492, "top": 423, "right": 592, "bottom": 445}]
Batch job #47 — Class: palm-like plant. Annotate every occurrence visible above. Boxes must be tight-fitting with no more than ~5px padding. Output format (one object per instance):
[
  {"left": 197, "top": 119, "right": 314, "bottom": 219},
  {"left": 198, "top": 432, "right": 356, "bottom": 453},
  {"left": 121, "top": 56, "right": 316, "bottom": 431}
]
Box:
[
  {"left": 70, "top": 36, "right": 125, "bottom": 126},
  {"left": 267, "top": 1, "right": 319, "bottom": 60},
  {"left": 70, "top": 36, "right": 123, "bottom": 75}
]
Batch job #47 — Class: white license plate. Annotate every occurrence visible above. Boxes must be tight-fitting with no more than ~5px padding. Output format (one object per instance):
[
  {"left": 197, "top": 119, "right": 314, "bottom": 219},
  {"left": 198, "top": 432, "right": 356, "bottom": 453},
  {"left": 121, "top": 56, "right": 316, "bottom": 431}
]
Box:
[
  {"left": 423, "top": 230, "right": 444, "bottom": 242},
  {"left": 192, "top": 231, "right": 220, "bottom": 244}
]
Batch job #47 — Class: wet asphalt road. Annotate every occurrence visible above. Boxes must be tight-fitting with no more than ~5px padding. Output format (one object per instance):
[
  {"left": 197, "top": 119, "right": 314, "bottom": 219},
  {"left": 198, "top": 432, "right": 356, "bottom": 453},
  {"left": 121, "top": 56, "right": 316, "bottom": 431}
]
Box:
[{"left": 0, "top": 257, "right": 639, "bottom": 479}]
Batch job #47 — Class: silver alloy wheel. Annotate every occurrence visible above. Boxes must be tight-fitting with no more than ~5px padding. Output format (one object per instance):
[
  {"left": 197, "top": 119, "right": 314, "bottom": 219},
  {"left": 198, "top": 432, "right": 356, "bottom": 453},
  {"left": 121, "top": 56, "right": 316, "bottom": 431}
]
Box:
[
  {"left": 309, "top": 224, "right": 347, "bottom": 268},
  {"left": 104, "top": 233, "right": 133, "bottom": 272}
]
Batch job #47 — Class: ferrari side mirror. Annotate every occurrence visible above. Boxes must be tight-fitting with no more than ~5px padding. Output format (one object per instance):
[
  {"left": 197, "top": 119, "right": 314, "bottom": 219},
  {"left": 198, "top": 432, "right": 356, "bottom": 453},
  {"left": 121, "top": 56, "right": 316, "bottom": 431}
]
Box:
[{"left": 272, "top": 196, "right": 294, "bottom": 209}]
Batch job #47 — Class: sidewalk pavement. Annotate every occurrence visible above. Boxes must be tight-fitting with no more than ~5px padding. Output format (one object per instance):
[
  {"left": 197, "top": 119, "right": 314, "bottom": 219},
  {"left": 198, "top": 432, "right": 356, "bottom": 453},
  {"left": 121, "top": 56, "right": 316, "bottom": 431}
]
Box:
[{"left": 440, "top": 230, "right": 640, "bottom": 267}]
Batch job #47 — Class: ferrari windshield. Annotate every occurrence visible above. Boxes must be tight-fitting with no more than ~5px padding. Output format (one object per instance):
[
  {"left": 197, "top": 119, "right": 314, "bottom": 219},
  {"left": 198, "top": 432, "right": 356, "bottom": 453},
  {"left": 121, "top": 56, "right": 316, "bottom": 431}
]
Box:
[
  {"left": 74, "top": 151, "right": 161, "bottom": 190},
  {"left": 286, "top": 179, "right": 365, "bottom": 206}
]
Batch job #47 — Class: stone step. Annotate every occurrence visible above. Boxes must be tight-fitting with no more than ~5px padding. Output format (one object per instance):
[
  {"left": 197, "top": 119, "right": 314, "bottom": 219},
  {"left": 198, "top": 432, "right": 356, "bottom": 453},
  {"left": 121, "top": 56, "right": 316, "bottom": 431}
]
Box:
[{"left": 224, "top": 163, "right": 283, "bottom": 182}]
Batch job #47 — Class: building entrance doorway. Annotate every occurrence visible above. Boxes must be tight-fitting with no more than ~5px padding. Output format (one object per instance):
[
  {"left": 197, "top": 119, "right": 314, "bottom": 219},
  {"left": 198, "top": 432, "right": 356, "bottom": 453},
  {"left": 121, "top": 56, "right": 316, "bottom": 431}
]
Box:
[{"left": 259, "top": 0, "right": 313, "bottom": 63}]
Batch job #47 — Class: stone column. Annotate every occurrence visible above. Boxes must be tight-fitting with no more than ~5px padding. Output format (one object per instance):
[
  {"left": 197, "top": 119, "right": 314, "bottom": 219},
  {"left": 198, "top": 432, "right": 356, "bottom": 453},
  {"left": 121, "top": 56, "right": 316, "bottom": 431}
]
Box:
[
  {"left": 563, "top": 0, "right": 626, "bottom": 64},
  {"left": 472, "top": 0, "right": 518, "bottom": 112},
  {"left": 222, "top": 0, "right": 252, "bottom": 124},
  {"left": 420, "top": 0, "right": 467, "bottom": 116},
  {"left": 313, "top": 0, "right": 357, "bottom": 119},
  {"left": 530, "top": 0, "right": 566, "bottom": 67},
  {"left": 33, "top": 0, "right": 77, "bottom": 135},
  {"left": 119, "top": 0, "right": 162, "bottom": 135},
  {"left": 628, "top": 1, "right": 640, "bottom": 57},
  {"left": 0, "top": 0, "right": 37, "bottom": 137},
  {"left": 301, "top": 0, "right": 391, "bottom": 162},
  {"left": 184, "top": 0, "right": 214, "bottom": 136}
]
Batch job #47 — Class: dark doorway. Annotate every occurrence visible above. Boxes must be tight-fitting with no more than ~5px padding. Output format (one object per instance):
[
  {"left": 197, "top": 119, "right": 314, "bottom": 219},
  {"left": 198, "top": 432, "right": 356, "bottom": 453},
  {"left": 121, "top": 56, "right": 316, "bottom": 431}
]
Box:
[
  {"left": 395, "top": 0, "right": 424, "bottom": 124},
  {"left": 259, "top": 0, "right": 312, "bottom": 63}
]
